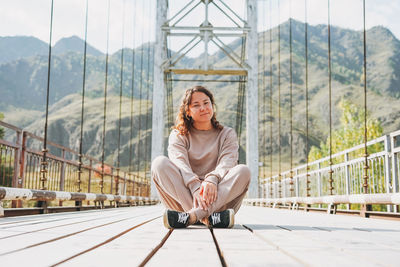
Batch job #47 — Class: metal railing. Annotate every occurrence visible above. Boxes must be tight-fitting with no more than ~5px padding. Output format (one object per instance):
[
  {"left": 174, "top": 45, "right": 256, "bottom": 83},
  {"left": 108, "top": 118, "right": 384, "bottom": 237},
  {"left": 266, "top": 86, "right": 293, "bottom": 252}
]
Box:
[
  {"left": 0, "top": 121, "right": 150, "bottom": 203},
  {"left": 260, "top": 130, "right": 400, "bottom": 208}
]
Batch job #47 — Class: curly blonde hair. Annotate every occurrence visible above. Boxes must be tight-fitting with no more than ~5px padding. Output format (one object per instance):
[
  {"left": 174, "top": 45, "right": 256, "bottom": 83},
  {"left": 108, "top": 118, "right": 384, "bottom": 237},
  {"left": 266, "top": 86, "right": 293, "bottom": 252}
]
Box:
[{"left": 174, "top": 86, "right": 223, "bottom": 135}]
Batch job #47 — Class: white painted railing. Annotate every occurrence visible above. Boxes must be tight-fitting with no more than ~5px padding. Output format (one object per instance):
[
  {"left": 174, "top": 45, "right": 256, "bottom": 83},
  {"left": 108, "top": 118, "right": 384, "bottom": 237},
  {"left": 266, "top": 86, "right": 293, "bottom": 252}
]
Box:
[{"left": 260, "top": 130, "right": 400, "bottom": 202}]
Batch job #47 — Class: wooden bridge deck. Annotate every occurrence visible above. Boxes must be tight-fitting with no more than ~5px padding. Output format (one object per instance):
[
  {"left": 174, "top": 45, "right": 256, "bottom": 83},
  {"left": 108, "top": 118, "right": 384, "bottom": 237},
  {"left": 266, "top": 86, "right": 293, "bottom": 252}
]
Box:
[{"left": 0, "top": 205, "right": 399, "bottom": 267}]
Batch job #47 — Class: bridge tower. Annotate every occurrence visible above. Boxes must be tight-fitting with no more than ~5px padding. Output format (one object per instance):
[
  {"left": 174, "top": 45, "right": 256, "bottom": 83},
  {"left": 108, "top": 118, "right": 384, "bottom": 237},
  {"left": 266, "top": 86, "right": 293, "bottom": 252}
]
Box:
[{"left": 152, "top": 0, "right": 258, "bottom": 197}]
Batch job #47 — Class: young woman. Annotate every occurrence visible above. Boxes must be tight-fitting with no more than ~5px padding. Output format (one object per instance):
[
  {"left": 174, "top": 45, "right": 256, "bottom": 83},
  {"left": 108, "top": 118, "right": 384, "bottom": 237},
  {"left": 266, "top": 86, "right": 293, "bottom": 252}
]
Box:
[{"left": 151, "top": 86, "right": 250, "bottom": 229}]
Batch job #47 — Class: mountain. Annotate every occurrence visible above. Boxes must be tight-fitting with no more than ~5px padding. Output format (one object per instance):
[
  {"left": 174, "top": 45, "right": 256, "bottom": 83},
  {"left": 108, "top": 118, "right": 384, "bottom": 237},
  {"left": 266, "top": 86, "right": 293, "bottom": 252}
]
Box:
[
  {"left": 53, "top": 36, "right": 103, "bottom": 56},
  {"left": 0, "top": 44, "right": 153, "bottom": 111},
  {"left": 0, "top": 35, "right": 103, "bottom": 66},
  {"left": 0, "top": 36, "right": 47, "bottom": 65},
  {"left": 24, "top": 94, "right": 152, "bottom": 169},
  {"left": 1, "top": 20, "right": 400, "bottom": 172}
]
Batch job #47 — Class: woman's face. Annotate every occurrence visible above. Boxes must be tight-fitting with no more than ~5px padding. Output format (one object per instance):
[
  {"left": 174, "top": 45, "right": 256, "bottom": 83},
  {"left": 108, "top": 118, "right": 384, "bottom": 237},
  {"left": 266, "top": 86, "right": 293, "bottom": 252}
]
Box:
[{"left": 187, "top": 92, "right": 214, "bottom": 123}]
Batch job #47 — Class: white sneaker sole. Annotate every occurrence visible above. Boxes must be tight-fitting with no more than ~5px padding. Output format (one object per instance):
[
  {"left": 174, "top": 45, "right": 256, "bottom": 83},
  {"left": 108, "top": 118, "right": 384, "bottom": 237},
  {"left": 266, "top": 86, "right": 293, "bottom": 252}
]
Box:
[
  {"left": 227, "top": 209, "right": 235, "bottom": 228},
  {"left": 163, "top": 210, "right": 172, "bottom": 229}
]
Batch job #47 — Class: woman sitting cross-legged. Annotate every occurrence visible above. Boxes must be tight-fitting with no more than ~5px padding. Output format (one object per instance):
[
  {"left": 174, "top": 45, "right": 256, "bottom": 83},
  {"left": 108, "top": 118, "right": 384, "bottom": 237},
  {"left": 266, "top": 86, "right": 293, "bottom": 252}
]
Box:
[{"left": 151, "top": 85, "right": 251, "bottom": 229}]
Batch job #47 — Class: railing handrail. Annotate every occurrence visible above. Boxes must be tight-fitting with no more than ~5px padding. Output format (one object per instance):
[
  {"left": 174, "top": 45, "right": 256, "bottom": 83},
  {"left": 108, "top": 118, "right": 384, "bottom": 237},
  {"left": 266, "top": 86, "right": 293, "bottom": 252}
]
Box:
[
  {"left": 264, "top": 149, "right": 389, "bottom": 182},
  {"left": 262, "top": 133, "right": 390, "bottom": 181},
  {"left": 0, "top": 120, "right": 145, "bottom": 179},
  {"left": 0, "top": 120, "right": 22, "bottom": 132}
]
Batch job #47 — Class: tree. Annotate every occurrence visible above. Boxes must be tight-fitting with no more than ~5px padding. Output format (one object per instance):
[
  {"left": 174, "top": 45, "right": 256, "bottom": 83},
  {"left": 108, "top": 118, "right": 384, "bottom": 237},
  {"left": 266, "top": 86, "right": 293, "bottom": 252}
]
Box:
[{"left": 308, "top": 100, "right": 383, "bottom": 162}]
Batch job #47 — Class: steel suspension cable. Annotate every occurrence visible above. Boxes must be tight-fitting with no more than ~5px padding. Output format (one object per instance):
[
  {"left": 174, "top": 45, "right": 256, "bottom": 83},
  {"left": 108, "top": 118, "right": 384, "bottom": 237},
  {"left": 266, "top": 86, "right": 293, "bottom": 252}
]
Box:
[
  {"left": 128, "top": 0, "right": 137, "bottom": 174},
  {"left": 116, "top": 0, "right": 127, "bottom": 195},
  {"left": 166, "top": 29, "right": 174, "bottom": 133},
  {"left": 362, "top": 0, "right": 369, "bottom": 194},
  {"left": 327, "top": 0, "right": 334, "bottom": 195},
  {"left": 40, "top": 0, "right": 54, "bottom": 190},
  {"left": 257, "top": 5, "right": 264, "bottom": 181},
  {"left": 101, "top": 0, "right": 111, "bottom": 194},
  {"left": 78, "top": 0, "right": 89, "bottom": 193},
  {"left": 305, "top": 0, "right": 311, "bottom": 197},
  {"left": 262, "top": 2, "right": 267, "bottom": 193},
  {"left": 235, "top": 34, "right": 246, "bottom": 158},
  {"left": 136, "top": 0, "right": 145, "bottom": 177},
  {"left": 277, "top": 0, "right": 282, "bottom": 198},
  {"left": 144, "top": 0, "right": 152, "bottom": 181},
  {"left": 289, "top": 0, "right": 294, "bottom": 197},
  {"left": 148, "top": 25, "right": 155, "bottom": 196},
  {"left": 269, "top": 0, "right": 273, "bottom": 198}
]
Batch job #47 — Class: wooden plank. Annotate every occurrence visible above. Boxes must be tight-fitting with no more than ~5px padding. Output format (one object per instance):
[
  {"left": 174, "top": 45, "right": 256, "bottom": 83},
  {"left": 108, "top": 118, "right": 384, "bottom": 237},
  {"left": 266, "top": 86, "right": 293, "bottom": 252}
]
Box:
[
  {"left": 146, "top": 226, "right": 221, "bottom": 266},
  {"left": 213, "top": 225, "right": 303, "bottom": 266},
  {"left": 62, "top": 218, "right": 169, "bottom": 266},
  {"left": 0, "top": 207, "right": 132, "bottom": 227},
  {"left": 0, "top": 208, "right": 140, "bottom": 239},
  {"left": 237, "top": 206, "right": 400, "bottom": 266},
  {"left": 279, "top": 222, "right": 400, "bottom": 266},
  {"left": 0, "top": 206, "right": 163, "bottom": 266}
]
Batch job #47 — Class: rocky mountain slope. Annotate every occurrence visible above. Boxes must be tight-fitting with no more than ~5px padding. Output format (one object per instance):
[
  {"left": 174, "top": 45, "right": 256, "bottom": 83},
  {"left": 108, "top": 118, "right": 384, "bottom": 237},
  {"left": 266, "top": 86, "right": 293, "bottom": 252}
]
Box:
[{"left": 1, "top": 20, "right": 400, "bottom": 172}]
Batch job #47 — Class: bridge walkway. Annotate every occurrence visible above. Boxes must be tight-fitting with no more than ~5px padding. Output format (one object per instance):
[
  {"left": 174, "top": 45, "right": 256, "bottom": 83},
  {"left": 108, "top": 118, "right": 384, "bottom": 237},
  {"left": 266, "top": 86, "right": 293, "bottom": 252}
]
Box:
[{"left": 0, "top": 205, "right": 399, "bottom": 266}]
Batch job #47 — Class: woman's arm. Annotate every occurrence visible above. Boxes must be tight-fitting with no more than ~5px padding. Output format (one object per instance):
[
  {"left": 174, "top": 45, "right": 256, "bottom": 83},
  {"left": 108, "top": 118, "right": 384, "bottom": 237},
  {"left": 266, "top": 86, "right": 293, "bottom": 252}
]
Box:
[
  {"left": 168, "top": 130, "right": 201, "bottom": 194},
  {"left": 204, "top": 128, "right": 239, "bottom": 185}
]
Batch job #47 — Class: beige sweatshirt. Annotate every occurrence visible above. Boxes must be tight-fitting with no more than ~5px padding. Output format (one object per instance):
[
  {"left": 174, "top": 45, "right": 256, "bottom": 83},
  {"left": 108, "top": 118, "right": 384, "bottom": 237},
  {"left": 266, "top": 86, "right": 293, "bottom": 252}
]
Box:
[{"left": 168, "top": 126, "right": 239, "bottom": 194}]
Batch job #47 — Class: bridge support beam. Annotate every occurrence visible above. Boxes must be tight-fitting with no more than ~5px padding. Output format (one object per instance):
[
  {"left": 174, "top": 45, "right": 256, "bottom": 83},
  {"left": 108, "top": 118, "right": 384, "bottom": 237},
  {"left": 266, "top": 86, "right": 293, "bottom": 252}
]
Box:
[
  {"left": 151, "top": 0, "right": 168, "bottom": 197},
  {"left": 246, "top": 0, "right": 259, "bottom": 198}
]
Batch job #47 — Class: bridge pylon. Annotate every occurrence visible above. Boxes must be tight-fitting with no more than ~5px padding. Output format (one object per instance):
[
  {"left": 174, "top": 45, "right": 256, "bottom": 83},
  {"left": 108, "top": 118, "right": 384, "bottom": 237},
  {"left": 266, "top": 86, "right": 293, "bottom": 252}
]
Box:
[{"left": 152, "top": 0, "right": 258, "bottom": 197}]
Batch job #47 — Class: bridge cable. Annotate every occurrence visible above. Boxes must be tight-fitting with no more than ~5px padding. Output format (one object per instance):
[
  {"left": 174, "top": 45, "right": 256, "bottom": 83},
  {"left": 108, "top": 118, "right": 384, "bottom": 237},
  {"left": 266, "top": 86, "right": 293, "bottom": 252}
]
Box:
[
  {"left": 116, "top": 0, "right": 127, "bottom": 195},
  {"left": 362, "top": 0, "right": 369, "bottom": 193},
  {"left": 40, "top": 0, "right": 54, "bottom": 190},
  {"left": 269, "top": 0, "right": 273, "bottom": 198},
  {"left": 261, "top": 1, "right": 267, "bottom": 194},
  {"left": 136, "top": 0, "right": 146, "bottom": 178},
  {"left": 257, "top": 3, "right": 263, "bottom": 182},
  {"left": 144, "top": 0, "right": 153, "bottom": 190},
  {"left": 100, "top": 0, "right": 111, "bottom": 194},
  {"left": 289, "top": 0, "right": 294, "bottom": 197},
  {"left": 327, "top": 0, "right": 334, "bottom": 195},
  {"left": 277, "top": 0, "right": 282, "bottom": 198},
  {"left": 165, "top": 15, "right": 173, "bottom": 138},
  {"left": 305, "top": 0, "right": 311, "bottom": 197},
  {"left": 78, "top": 0, "right": 90, "bottom": 193},
  {"left": 236, "top": 6, "right": 248, "bottom": 161},
  {"left": 128, "top": 0, "right": 137, "bottom": 195},
  {"left": 235, "top": 36, "right": 246, "bottom": 161},
  {"left": 149, "top": 30, "right": 155, "bottom": 197}
]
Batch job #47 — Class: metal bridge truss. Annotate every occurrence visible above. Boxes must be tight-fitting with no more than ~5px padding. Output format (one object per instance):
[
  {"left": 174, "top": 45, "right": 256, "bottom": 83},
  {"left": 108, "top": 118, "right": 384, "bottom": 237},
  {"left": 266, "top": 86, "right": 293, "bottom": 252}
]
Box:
[{"left": 152, "top": 0, "right": 259, "bottom": 197}]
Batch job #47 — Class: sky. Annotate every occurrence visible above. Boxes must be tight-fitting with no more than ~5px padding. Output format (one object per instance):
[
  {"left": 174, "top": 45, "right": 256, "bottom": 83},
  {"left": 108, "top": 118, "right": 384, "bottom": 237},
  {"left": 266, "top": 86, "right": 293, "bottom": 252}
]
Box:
[{"left": 0, "top": 0, "right": 399, "bottom": 56}]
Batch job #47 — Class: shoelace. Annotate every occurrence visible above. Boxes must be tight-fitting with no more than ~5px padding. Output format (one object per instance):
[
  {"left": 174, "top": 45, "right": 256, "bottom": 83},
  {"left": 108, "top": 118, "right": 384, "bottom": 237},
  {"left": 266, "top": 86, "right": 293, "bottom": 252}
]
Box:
[
  {"left": 210, "top": 212, "right": 221, "bottom": 225},
  {"left": 177, "top": 212, "right": 189, "bottom": 224}
]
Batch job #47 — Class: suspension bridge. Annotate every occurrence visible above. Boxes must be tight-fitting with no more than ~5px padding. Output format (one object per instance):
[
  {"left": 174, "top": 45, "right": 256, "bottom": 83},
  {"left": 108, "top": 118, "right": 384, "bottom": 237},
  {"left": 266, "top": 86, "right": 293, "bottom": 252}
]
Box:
[{"left": 0, "top": 0, "right": 400, "bottom": 266}]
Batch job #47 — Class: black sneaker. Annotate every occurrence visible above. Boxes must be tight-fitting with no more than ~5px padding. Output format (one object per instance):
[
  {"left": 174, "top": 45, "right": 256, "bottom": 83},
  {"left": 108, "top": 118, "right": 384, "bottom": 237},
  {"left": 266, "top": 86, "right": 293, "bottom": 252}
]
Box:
[
  {"left": 163, "top": 210, "right": 190, "bottom": 229},
  {"left": 208, "top": 209, "right": 234, "bottom": 228}
]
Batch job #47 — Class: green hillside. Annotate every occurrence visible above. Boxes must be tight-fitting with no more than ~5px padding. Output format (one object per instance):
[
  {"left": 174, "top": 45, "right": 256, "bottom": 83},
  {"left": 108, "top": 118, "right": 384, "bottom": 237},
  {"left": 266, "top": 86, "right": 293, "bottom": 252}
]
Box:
[{"left": 1, "top": 20, "right": 400, "bottom": 173}]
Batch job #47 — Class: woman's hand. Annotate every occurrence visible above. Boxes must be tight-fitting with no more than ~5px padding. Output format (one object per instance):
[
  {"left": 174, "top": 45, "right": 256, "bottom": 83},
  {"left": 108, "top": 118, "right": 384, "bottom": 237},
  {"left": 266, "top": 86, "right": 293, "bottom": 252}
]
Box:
[
  {"left": 199, "top": 181, "right": 217, "bottom": 206},
  {"left": 193, "top": 189, "right": 208, "bottom": 210}
]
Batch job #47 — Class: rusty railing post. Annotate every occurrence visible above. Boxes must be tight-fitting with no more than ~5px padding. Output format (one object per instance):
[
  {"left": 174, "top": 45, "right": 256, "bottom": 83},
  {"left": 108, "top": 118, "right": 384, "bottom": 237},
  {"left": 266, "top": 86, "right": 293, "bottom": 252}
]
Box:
[
  {"left": 59, "top": 149, "right": 66, "bottom": 191},
  {"left": 11, "top": 130, "right": 21, "bottom": 208},
  {"left": 123, "top": 172, "right": 127, "bottom": 196},
  {"left": 110, "top": 167, "right": 114, "bottom": 195},
  {"left": 88, "top": 159, "right": 92, "bottom": 193},
  {"left": 59, "top": 148, "right": 66, "bottom": 206}
]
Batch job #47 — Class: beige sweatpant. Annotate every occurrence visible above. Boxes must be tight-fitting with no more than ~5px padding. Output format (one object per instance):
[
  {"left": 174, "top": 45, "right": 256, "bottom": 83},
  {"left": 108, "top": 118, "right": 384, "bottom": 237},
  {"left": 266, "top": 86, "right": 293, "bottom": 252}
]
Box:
[{"left": 151, "top": 155, "right": 251, "bottom": 220}]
